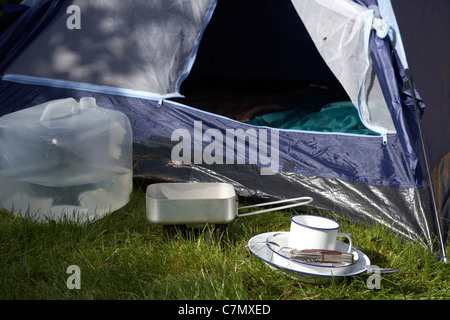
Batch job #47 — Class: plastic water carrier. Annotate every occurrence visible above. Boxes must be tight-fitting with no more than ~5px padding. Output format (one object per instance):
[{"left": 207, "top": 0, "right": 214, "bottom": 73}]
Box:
[{"left": 0, "top": 97, "right": 133, "bottom": 223}]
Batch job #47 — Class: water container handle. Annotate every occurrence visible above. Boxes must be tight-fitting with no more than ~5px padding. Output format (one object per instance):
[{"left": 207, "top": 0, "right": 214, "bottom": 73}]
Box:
[
  {"left": 237, "top": 197, "right": 313, "bottom": 217},
  {"left": 39, "top": 98, "right": 79, "bottom": 122}
]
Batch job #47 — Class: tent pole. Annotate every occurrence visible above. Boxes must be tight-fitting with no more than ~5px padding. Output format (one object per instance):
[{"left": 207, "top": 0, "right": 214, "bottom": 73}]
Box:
[{"left": 405, "top": 69, "right": 447, "bottom": 263}]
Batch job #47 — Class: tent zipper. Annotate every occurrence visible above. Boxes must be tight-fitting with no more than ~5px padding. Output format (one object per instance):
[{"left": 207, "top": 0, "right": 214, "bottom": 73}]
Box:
[{"left": 2, "top": 74, "right": 183, "bottom": 100}]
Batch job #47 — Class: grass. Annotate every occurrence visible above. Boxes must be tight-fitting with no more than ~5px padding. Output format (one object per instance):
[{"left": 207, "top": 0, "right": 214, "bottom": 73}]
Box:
[{"left": 0, "top": 182, "right": 449, "bottom": 301}]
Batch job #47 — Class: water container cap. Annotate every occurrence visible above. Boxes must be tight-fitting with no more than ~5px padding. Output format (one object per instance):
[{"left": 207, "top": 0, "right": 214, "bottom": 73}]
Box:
[{"left": 80, "top": 97, "right": 97, "bottom": 110}]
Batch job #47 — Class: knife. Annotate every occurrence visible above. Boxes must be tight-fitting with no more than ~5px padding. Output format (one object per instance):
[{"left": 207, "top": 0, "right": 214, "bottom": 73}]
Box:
[{"left": 289, "top": 249, "right": 355, "bottom": 264}]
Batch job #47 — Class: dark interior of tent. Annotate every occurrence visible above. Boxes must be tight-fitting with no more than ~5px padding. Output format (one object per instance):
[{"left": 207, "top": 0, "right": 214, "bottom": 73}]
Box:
[{"left": 173, "top": 0, "right": 377, "bottom": 136}]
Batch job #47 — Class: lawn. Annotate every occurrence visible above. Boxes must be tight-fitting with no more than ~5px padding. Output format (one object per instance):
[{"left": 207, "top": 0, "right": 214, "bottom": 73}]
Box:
[{"left": 0, "top": 181, "right": 448, "bottom": 303}]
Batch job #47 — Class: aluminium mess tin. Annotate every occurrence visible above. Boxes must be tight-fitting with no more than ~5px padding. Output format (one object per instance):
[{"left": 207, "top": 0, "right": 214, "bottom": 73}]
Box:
[{"left": 146, "top": 182, "right": 313, "bottom": 225}]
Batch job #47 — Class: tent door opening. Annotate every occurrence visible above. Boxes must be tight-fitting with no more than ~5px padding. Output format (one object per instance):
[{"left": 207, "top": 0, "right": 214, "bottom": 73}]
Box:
[{"left": 172, "top": 0, "right": 382, "bottom": 136}]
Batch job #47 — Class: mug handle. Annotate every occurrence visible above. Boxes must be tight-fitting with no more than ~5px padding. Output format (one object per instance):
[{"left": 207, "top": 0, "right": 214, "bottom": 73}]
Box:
[{"left": 337, "top": 233, "right": 352, "bottom": 253}]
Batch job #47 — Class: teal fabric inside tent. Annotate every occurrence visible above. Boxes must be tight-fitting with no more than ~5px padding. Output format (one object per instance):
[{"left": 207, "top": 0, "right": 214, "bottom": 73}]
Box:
[{"left": 247, "top": 101, "right": 378, "bottom": 135}]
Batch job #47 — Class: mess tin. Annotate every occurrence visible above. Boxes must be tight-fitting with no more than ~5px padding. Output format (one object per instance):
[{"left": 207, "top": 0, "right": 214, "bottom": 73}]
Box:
[{"left": 146, "top": 182, "right": 312, "bottom": 225}]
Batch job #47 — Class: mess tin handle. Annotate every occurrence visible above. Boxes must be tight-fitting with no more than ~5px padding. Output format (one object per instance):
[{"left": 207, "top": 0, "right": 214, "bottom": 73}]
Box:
[{"left": 237, "top": 197, "right": 313, "bottom": 217}]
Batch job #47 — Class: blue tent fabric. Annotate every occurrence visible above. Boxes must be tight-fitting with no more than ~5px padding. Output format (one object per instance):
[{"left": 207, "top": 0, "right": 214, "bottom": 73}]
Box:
[
  {"left": 0, "top": 79, "right": 420, "bottom": 190},
  {"left": 0, "top": 0, "right": 447, "bottom": 255},
  {"left": 390, "top": 0, "right": 450, "bottom": 167},
  {"left": 0, "top": 0, "right": 63, "bottom": 75},
  {"left": 369, "top": 29, "right": 426, "bottom": 187},
  {"left": 0, "top": 76, "right": 430, "bottom": 193},
  {"left": 0, "top": 4, "right": 28, "bottom": 35},
  {"left": 391, "top": 0, "right": 450, "bottom": 218}
]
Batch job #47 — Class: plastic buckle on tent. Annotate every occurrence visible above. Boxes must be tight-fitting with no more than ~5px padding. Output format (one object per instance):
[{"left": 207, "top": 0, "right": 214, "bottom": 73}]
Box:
[{"left": 382, "top": 133, "right": 388, "bottom": 145}]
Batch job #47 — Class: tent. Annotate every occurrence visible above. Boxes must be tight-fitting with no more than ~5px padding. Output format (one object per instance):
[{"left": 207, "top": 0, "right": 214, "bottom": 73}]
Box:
[{"left": 0, "top": 0, "right": 448, "bottom": 260}]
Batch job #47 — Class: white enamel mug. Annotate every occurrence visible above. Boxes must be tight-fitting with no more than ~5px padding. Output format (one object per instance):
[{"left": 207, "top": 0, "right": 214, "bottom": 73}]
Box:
[{"left": 287, "top": 215, "right": 352, "bottom": 253}]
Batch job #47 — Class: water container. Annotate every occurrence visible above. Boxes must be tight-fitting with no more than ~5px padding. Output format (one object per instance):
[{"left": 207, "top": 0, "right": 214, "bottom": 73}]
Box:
[{"left": 0, "top": 97, "right": 133, "bottom": 223}]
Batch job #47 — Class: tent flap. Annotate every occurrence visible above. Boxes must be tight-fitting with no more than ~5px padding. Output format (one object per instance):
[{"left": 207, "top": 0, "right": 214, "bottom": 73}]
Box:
[
  {"left": 290, "top": 0, "right": 396, "bottom": 135},
  {"left": 2, "top": 0, "right": 217, "bottom": 97}
]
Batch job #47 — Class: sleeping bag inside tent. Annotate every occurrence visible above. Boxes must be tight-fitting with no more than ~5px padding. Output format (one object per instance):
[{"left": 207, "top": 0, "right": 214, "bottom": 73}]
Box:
[{"left": 0, "top": 0, "right": 448, "bottom": 258}]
